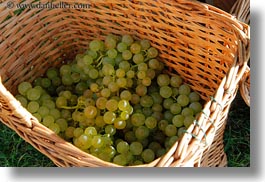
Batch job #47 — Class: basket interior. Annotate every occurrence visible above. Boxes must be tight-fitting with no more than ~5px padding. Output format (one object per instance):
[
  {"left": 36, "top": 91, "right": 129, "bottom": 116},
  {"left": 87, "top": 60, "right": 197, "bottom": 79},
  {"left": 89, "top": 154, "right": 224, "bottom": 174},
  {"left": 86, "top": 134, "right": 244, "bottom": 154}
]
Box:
[{"left": 0, "top": 0, "right": 240, "bottom": 103}]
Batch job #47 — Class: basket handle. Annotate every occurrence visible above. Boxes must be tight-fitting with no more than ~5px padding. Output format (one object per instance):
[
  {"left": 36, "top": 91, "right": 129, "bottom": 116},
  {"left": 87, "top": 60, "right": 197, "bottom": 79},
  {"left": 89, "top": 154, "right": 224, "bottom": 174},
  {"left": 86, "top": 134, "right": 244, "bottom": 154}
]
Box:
[{"left": 239, "top": 65, "right": 250, "bottom": 107}]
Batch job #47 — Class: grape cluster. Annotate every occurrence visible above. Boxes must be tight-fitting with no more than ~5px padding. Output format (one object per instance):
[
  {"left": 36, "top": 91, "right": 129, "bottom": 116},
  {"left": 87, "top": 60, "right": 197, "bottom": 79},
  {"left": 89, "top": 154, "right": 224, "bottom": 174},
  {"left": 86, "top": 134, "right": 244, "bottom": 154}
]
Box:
[{"left": 15, "top": 34, "right": 203, "bottom": 166}]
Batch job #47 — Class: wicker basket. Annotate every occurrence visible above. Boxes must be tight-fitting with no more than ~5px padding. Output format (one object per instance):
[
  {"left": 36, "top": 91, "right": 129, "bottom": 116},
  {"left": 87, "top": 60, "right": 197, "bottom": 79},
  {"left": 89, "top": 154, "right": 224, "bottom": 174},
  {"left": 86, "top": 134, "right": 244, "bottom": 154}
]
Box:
[
  {"left": 0, "top": 0, "right": 250, "bottom": 167},
  {"left": 229, "top": 0, "right": 250, "bottom": 107}
]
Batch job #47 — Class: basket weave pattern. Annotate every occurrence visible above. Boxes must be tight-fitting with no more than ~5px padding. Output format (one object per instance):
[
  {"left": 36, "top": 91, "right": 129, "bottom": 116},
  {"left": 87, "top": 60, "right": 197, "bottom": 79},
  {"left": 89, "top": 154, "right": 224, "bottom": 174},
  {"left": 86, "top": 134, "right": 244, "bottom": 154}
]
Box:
[{"left": 0, "top": 0, "right": 250, "bottom": 167}]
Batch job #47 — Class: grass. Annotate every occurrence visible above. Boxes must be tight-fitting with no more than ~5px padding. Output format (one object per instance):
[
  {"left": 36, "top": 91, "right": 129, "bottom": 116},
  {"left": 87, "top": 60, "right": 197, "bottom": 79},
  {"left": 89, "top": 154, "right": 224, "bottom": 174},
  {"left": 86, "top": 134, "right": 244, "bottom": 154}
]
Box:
[{"left": 0, "top": 92, "right": 250, "bottom": 167}]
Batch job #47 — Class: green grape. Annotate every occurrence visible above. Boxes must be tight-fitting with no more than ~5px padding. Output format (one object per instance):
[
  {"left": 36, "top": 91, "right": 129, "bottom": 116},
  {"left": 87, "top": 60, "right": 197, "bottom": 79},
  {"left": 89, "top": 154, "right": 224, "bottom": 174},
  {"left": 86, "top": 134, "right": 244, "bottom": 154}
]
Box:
[
  {"left": 177, "top": 94, "right": 190, "bottom": 107},
  {"left": 120, "top": 111, "right": 130, "bottom": 120},
  {"left": 102, "top": 75, "right": 113, "bottom": 86},
  {"left": 105, "top": 34, "right": 117, "bottom": 49},
  {"left": 84, "top": 126, "right": 97, "bottom": 136},
  {"left": 107, "top": 48, "right": 118, "bottom": 59},
  {"left": 27, "top": 101, "right": 39, "bottom": 113},
  {"left": 32, "top": 113, "right": 42, "bottom": 122},
  {"left": 73, "top": 127, "right": 84, "bottom": 138},
  {"left": 147, "top": 47, "right": 158, "bottom": 58},
  {"left": 170, "top": 75, "right": 183, "bottom": 88},
  {"left": 152, "top": 111, "right": 163, "bottom": 121},
  {"left": 96, "top": 97, "right": 107, "bottom": 110},
  {"left": 122, "top": 50, "right": 133, "bottom": 60},
  {"left": 62, "top": 74, "right": 74, "bottom": 86},
  {"left": 189, "top": 102, "right": 202, "bottom": 114},
  {"left": 83, "top": 55, "right": 94, "bottom": 66},
  {"left": 130, "top": 141, "right": 143, "bottom": 155},
  {"left": 172, "top": 114, "right": 185, "bottom": 128},
  {"left": 135, "top": 126, "right": 149, "bottom": 140},
  {"left": 88, "top": 69, "right": 99, "bottom": 80},
  {"left": 118, "top": 100, "right": 130, "bottom": 111},
  {"left": 100, "top": 88, "right": 111, "bottom": 98},
  {"left": 164, "top": 124, "right": 177, "bottom": 137},
  {"left": 120, "top": 90, "right": 132, "bottom": 100},
  {"left": 56, "top": 96, "right": 67, "bottom": 108},
  {"left": 102, "top": 56, "right": 115, "bottom": 66},
  {"left": 46, "top": 68, "right": 58, "bottom": 79},
  {"left": 119, "top": 61, "right": 131, "bottom": 72},
  {"left": 103, "top": 111, "right": 116, "bottom": 124},
  {"left": 113, "top": 154, "right": 127, "bottom": 166},
  {"left": 116, "top": 68, "right": 126, "bottom": 78},
  {"left": 181, "top": 107, "right": 194, "bottom": 117},
  {"left": 102, "top": 64, "right": 115, "bottom": 76},
  {"left": 122, "top": 34, "right": 134, "bottom": 46},
  {"left": 84, "top": 105, "right": 98, "bottom": 119},
  {"left": 157, "top": 74, "right": 170, "bottom": 87},
  {"left": 148, "top": 142, "right": 162, "bottom": 152},
  {"left": 108, "top": 81, "right": 119, "bottom": 93},
  {"left": 145, "top": 116, "right": 157, "bottom": 129},
  {"left": 117, "top": 141, "right": 130, "bottom": 154},
  {"left": 41, "top": 78, "right": 51, "bottom": 88},
  {"left": 146, "top": 69, "right": 156, "bottom": 80},
  {"left": 106, "top": 99, "right": 118, "bottom": 112},
  {"left": 90, "top": 83, "right": 99, "bottom": 93},
  {"left": 130, "top": 43, "right": 141, "bottom": 54},
  {"left": 114, "top": 118, "right": 126, "bottom": 130},
  {"left": 142, "top": 107, "right": 152, "bottom": 117},
  {"left": 126, "top": 70, "right": 135, "bottom": 78},
  {"left": 16, "top": 95, "right": 28, "bottom": 108},
  {"left": 42, "top": 115, "right": 55, "bottom": 127},
  {"left": 140, "top": 95, "right": 153, "bottom": 108},
  {"left": 33, "top": 77, "right": 42, "bottom": 87},
  {"left": 92, "top": 135, "right": 104, "bottom": 148},
  {"left": 150, "top": 92, "right": 163, "bottom": 104},
  {"left": 189, "top": 92, "right": 200, "bottom": 102},
  {"left": 131, "top": 94, "right": 140, "bottom": 105},
  {"left": 95, "top": 116, "right": 105, "bottom": 127},
  {"left": 140, "top": 39, "right": 151, "bottom": 50},
  {"left": 65, "top": 126, "right": 75, "bottom": 139},
  {"left": 179, "top": 84, "right": 191, "bottom": 95},
  {"left": 49, "top": 108, "right": 61, "bottom": 120},
  {"left": 89, "top": 39, "right": 103, "bottom": 51},
  {"left": 137, "top": 70, "right": 146, "bottom": 79},
  {"left": 184, "top": 115, "right": 195, "bottom": 128},
  {"left": 42, "top": 99, "right": 55, "bottom": 110},
  {"left": 135, "top": 84, "right": 147, "bottom": 96},
  {"left": 117, "top": 42, "right": 128, "bottom": 52},
  {"left": 55, "top": 118, "right": 68, "bottom": 132},
  {"left": 159, "top": 86, "right": 172, "bottom": 99},
  {"left": 124, "top": 131, "right": 137, "bottom": 143},
  {"left": 105, "top": 125, "right": 116, "bottom": 136},
  {"left": 156, "top": 148, "right": 166, "bottom": 158},
  {"left": 131, "top": 113, "right": 145, "bottom": 127},
  {"left": 51, "top": 77, "right": 62, "bottom": 87},
  {"left": 18, "top": 81, "right": 32, "bottom": 96},
  {"left": 177, "top": 126, "right": 186, "bottom": 138},
  {"left": 60, "top": 109, "right": 72, "bottom": 119},
  {"left": 26, "top": 88, "right": 41, "bottom": 101},
  {"left": 61, "top": 90, "right": 72, "bottom": 100},
  {"left": 168, "top": 135, "right": 179, "bottom": 148},
  {"left": 60, "top": 64, "right": 71, "bottom": 76},
  {"left": 141, "top": 77, "right": 152, "bottom": 86},
  {"left": 86, "top": 49, "right": 98, "bottom": 60},
  {"left": 158, "top": 119, "right": 168, "bottom": 131},
  {"left": 115, "top": 54, "right": 124, "bottom": 66},
  {"left": 141, "top": 149, "right": 155, "bottom": 163},
  {"left": 152, "top": 103, "right": 163, "bottom": 112},
  {"left": 77, "top": 134, "right": 92, "bottom": 150},
  {"left": 116, "top": 77, "right": 127, "bottom": 88},
  {"left": 169, "top": 103, "right": 182, "bottom": 115},
  {"left": 37, "top": 106, "right": 50, "bottom": 118},
  {"left": 148, "top": 59, "right": 160, "bottom": 70},
  {"left": 133, "top": 53, "right": 144, "bottom": 64},
  {"left": 49, "top": 123, "right": 61, "bottom": 134},
  {"left": 163, "top": 110, "right": 174, "bottom": 122}
]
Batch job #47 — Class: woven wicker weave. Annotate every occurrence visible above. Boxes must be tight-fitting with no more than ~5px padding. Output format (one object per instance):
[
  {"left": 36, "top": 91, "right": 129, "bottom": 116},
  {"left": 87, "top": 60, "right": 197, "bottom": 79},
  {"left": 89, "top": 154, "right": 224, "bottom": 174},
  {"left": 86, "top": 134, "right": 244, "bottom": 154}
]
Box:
[
  {"left": 229, "top": 0, "right": 250, "bottom": 107},
  {"left": 0, "top": 0, "right": 250, "bottom": 167}
]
